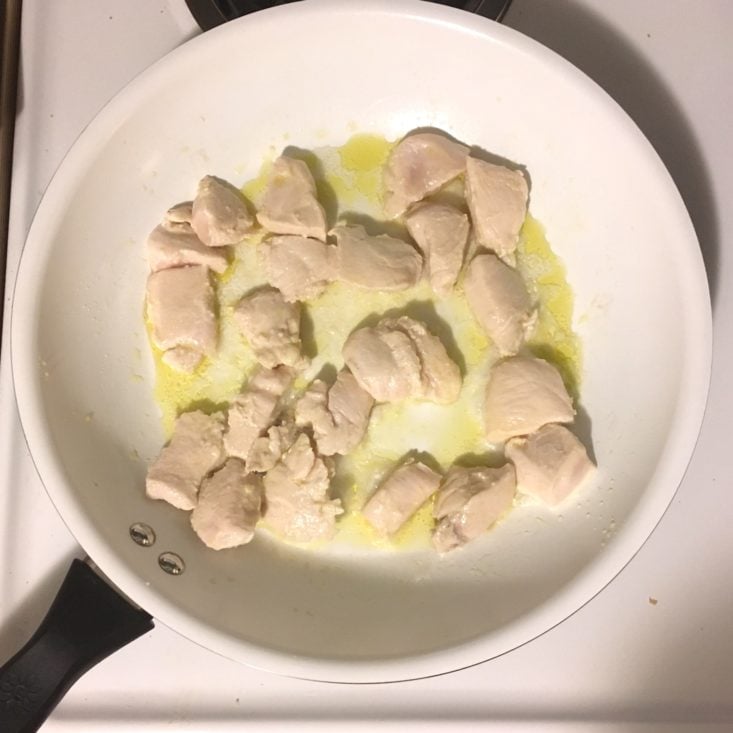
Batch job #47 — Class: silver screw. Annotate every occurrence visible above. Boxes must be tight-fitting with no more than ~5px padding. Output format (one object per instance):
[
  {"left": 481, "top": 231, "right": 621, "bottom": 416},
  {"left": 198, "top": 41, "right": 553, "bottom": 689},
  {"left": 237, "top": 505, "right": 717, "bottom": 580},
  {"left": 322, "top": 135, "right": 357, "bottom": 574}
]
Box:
[
  {"left": 129, "top": 522, "right": 156, "bottom": 547},
  {"left": 158, "top": 552, "right": 185, "bottom": 576}
]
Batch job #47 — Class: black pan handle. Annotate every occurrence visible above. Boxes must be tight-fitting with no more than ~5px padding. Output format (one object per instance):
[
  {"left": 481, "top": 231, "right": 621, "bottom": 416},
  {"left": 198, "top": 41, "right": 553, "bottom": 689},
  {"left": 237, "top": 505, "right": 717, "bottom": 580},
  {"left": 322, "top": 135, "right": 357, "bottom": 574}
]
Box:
[{"left": 0, "top": 559, "right": 154, "bottom": 733}]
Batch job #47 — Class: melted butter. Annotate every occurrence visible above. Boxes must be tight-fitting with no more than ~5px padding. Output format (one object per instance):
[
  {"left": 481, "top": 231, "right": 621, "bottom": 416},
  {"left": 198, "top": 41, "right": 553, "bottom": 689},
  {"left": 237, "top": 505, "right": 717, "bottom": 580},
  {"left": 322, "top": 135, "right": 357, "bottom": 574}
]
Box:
[
  {"left": 337, "top": 133, "right": 393, "bottom": 206},
  {"left": 149, "top": 133, "right": 581, "bottom": 550},
  {"left": 517, "top": 215, "right": 581, "bottom": 397}
]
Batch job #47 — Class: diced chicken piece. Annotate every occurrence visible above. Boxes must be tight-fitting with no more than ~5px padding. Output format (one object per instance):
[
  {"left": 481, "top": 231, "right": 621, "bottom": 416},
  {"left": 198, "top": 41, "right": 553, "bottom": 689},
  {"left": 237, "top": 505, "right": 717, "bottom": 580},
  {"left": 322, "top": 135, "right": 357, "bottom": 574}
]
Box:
[
  {"left": 484, "top": 356, "right": 575, "bottom": 443},
  {"left": 146, "top": 410, "right": 225, "bottom": 510},
  {"left": 343, "top": 316, "right": 461, "bottom": 404},
  {"left": 463, "top": 230, "right": 481, "bottom": 269},
  {"left": 146, "top": 265, "right": 217, "bottom": 360},
  {"left": 343, "top": 325, "right": 422, "bottom": 403},
  {"left": 256, "top": 156, "right": 327, "bottom": 241},
  {"left": 464, "top": 253, "right": 535, "bottom": 356},
  {"left": 223, "top": 366, "right": 294, "bottom": 461},
  {"left": 295, "top": 380, "right": 327, "bottom": 422},
  {"left": 383, "top": 132, "right": 469, "bottom": 219},
  {"left": 247, "top": 420, "right": 298, "bottom": 473},
  {"left": 190, "top": 459, "right": 263, "bottom": 550},
  {"left": 146, "top": 221, "right": 229, "bottom": 274},
  {"left": 191, "top": 175, "right": 254, "bottom": 247},
  {"left": 164, "top": 201, "right": 193, "bottom": 225},
  {"left": 262, "top": 432, "right": 342, "bottom": 542},
  {"left": 383, "top": 316, "right": 462, "bottom": 404},
  {"left": 331, "top": 225, "right": 422, "bottom": 291},
  {"left": 465, "top": 157, "right": 528, "bottom": 262},
  {"left": 362, "top": 459, "right": 441, "bottom": 536},
  {"left": 432, "top": 464, "right": 516, "bottom": 552},
  {"left": 262, "top": 235, "right": 335, "bottom": 302},
  {"left": 405, "top": 202, "right": 469, "bottom": 296},
  {"left": 161, "top": 345, "right": 203, "bottom": 373},
  {"left": 295, "top": 368, "right": 374, "bottom": 455},
  {"left": 234, "top": 287, "right": 304, "bottom": 369},
  {"left": 506, "top": 424, "right": 595, "bottom": 506}
]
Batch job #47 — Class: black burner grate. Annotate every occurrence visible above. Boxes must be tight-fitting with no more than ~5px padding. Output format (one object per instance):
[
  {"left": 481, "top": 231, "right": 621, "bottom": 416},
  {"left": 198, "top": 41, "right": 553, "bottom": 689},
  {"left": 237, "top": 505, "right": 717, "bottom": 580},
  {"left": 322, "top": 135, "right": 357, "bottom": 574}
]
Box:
[{"left": 186, "top": 0, "right": 511, "bottom": 30}]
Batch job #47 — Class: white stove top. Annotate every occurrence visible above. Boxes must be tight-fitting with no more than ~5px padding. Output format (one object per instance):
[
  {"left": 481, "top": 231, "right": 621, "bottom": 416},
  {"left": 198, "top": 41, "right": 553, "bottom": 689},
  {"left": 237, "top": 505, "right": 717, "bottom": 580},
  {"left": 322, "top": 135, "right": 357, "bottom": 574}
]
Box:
[{"left": 2, "top": 1, "right": 732, "bottom": 730}]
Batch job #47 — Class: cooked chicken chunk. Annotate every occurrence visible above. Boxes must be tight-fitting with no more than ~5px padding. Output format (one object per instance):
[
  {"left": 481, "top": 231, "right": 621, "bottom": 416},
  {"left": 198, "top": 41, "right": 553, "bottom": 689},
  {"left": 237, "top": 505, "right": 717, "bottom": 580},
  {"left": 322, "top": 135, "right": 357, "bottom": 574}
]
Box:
[
  {"left": 191, "top": 175, "right": 254, "bottom": 247},
  {"left": 262, "top": 235, "right": 335, "bottom": 302},
  {"left": 247, "top": 420, "right": 298, "bottom": 473},
  {"left": 262, "top": 432, "right": 342, "bottom": 542},
  {"left": 190, "top": 458, "right": 263, "bottom": 550},
  {"left": 484, "top": 356, "right": 575, "bottom": 443},
  {"left": 146, "top": 221, "right": 229, "bottom": 274},
  {"left": 383, "top": 132, "right": 469, "bottom": 219},
  {"left": 146, "top": 410, "right": 225, "bottom": 510},
  {"left": 331, "top": 224, "right": 422, "bottom": 291},
  {"left": 223, "top": 366, "right": 294, "bottom": 461},
  {"left": 465, "top": 157, "right": 528, "bottom": 262},
  {"left": 295, "top": 368, "right": 374, "bottom": 455},
  {"left": 146, "top": 265, "right": 217, "bottom": 366},
  {"left": 405, "top": 202, "right": 470, "bottom": 296},
  {"left": 343, "top": 324, "right": 422, "bottom": 403},
  {"left": 343, "top": 316, "right": 461, "bottom": 404},
  {"left": 506, "top": 424, "right": 595, "bottom": 506},
  {"left": 464, "top": 253, "right": 534, "bottom": 356},
  {"left": 161, "top": 345, "right": 203, "bottom": 373},
  {"left": 432, "top": 464, "right": 516, "bottom": 553},
  {"left": 385, "top": 316, "right": 461, "bottom": 404},
  {"left": 164, "top": 201, "right": 193, "bottom": 225},
  {"left": 463, "top": 229, "right": 481, "bottom": 269},
  {"left": 234, "top": 287, "right": 304, "bottom": 369},
  {"left": 256, "top": 156, "right": 327, "bottom": 241},
  {"left": 362, "top": 459, "right": 441, "bottom": 536}
]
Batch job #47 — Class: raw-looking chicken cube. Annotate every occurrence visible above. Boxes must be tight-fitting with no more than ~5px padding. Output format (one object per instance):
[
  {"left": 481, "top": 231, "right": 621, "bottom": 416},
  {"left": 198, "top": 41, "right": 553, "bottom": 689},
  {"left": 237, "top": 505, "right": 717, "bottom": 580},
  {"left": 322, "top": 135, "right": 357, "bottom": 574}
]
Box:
[
  {"left": 146, "top": 265, "right": 217, "bottom": 368},
  {"left": 256, "top": 156, "right": 327, "bottom": 241},
  {"left": 247, "top": 420, "right": 298, "bottom": 473},
  {"left": 362, "top": 459, "right": 442, "bottom": 536},
  {"left": 262, "top": 234, "right": 335, "bottom": 302},
  {"left": 383, "top": 132, "right": 469, "bottom": 219},
  {"left": 295, "top": 368, "right": 374, "bottom": 456},
  {"left": 484, "top": 356, "right": 575, "bottom": 443},
  {"left": 161, "top": 345, "right": 205, "bottom": 373},
  {"left": 223, "top": 366, "right": 294, "bottom": 461},
  {"left": 465, "top": 157, "right": 528, "bottom": 263},
  {"left": 343, "top": 316, "right": 461, "bottom": 404},
  {"left": 464, "top": 253, "right": 535, "bottom": 356},
  {"left": 405, "top": 201, "right": 470, "bottom": 297},
  {"left": 146, "top": 220, "right": 229, "bottom": 274},
  {"left": 191, "top": 175, "right": 254, "bottom": 247},
  {"left": 432, "top": 463, "right": 516, "bottom": 553},
  {"left": 146, "top": 410, "right": 225, "bottom": 510},
  {"left": 383, "top": 316, "right": 462, "bottom": 404},
  {"left": 331, "top": 224, "right": 422, "bottom": 291},
  {"left": 343, "top": 324, "right": 421, "bottom": 403},
  {"left": 234, "top": 287, "right": 304, "bottom": 369},
  {"left": 262, "top": 432, "right": 342, "bottom": 543},
  {"left": 506, "top": 423, "right": 595, "bottom": 506},
  {"left": 163, "top": 201, "right": 193, "bottom": 226},
  {"left": 190, "top": 458, "right": 263, "bottom": 550}
]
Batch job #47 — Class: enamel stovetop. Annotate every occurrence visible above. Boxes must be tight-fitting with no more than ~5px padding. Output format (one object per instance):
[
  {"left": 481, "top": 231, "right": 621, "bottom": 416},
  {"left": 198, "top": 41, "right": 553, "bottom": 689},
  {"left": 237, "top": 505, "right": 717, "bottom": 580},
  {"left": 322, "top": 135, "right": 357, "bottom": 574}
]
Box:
[{"left": 1, "top": 1, "right": 732, "bottom": 730}]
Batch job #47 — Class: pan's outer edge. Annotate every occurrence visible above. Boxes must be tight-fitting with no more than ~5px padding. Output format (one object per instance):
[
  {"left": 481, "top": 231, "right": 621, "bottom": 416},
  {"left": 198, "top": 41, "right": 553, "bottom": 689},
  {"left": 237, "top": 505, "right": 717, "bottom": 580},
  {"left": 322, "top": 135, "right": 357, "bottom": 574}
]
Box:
[{"left": 0, "top": 0, "right": 23, "bottom": 359}]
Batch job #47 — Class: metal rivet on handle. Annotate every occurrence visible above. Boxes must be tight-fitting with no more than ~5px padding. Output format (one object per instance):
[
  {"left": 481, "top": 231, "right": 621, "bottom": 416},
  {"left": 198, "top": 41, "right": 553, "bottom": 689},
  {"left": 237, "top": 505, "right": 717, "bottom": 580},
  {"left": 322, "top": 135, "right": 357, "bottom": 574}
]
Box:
[
  {"left": 129, "top": 522, "right": 156, "bottom": 547},
  {"left": 158, "top": 552, "right": 185, "bottom": 576}
]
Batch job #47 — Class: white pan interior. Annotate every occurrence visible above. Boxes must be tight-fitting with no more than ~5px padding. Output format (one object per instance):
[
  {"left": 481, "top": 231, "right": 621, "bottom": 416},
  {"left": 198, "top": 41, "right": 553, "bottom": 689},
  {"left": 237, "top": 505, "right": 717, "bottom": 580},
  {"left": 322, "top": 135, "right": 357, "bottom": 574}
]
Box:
[{"left": 11, "top": 0, "right": 710, "bottom": 682}]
